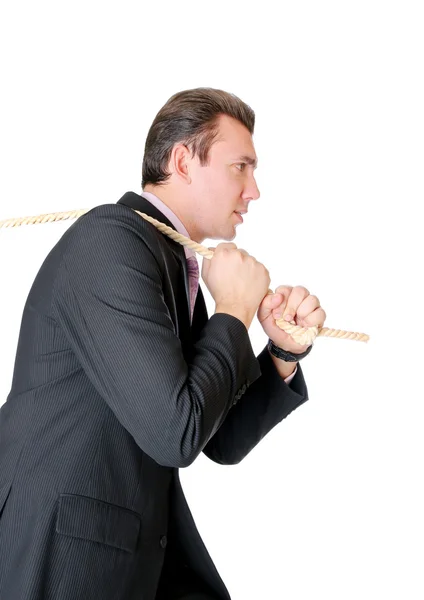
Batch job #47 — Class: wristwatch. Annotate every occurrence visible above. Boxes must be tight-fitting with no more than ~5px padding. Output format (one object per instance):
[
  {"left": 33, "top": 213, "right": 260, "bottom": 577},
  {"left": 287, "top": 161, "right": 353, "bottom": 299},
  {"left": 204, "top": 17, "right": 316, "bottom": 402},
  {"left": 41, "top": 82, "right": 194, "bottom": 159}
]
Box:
[{"left": 267, "top": 338, "right": 313, "bottom": 362}]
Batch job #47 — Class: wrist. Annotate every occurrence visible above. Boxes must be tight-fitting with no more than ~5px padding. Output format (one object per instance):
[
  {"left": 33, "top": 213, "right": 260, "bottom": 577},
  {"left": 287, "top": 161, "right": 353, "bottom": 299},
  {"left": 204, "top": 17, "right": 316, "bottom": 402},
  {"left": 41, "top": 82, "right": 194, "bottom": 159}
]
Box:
[
  {"left": 214, "top": 305, "right": 253, "bottom": 330},
  {"left": 267, "top": 338, "right": 313, "bottom": 363},
  {"left": 267, "top": 347, "right": 297, "bottom": 378}
]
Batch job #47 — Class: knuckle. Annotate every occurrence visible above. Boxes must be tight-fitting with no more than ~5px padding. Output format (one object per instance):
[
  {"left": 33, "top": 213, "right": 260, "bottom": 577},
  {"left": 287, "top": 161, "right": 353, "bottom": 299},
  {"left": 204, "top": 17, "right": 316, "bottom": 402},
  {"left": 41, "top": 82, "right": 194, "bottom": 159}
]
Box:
[
  {"left": 296, "top": 286, "right": 309, "bottom": 295},
  {"left": 276, "top": 285, "right": 292, "bottom": 294},
  {"left": 218, "top": 242, "right": 237, "bottom": 252}
]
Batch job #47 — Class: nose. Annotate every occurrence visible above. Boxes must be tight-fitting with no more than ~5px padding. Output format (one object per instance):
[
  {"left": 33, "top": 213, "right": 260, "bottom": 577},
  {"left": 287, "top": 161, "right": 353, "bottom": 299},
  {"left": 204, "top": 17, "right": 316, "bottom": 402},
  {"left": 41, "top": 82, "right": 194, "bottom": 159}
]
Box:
[{"left": 242, "top": 172, "right": 260, "bottom": 202}]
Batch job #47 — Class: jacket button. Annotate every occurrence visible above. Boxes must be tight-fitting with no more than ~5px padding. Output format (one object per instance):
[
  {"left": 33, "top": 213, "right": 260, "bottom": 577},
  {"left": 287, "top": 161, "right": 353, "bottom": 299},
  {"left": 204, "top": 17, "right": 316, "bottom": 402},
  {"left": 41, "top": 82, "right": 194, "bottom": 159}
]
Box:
[{"left": 160, "top": 535, "right": 168, "bottom": 549}]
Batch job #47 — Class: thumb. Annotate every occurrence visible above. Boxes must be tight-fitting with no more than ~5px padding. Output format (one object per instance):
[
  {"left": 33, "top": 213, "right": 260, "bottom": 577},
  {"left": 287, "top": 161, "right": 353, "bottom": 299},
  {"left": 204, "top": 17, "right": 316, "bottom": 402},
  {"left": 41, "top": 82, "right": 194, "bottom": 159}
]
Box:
[
  {"left": 257, "top": 292, "right": 284, "bottom": 320},
  {"left": 267, "top": 292, "right": 283, "bottom": 307},
  {"left": 204, "top": 246, "right": 216, "bottom": 260}
]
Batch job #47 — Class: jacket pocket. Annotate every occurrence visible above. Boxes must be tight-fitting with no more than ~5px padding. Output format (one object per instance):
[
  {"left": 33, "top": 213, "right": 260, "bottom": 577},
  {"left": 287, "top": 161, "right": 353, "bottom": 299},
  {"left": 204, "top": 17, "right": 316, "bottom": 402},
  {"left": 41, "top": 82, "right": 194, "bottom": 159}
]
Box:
[{"left": 56, "top": 493, "right": 141, "bottom": 553}]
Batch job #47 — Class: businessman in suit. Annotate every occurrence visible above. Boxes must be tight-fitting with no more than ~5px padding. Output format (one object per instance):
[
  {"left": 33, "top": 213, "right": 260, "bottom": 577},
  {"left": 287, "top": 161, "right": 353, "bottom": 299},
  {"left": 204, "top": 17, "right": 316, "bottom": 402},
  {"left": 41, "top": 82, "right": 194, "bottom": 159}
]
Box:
[{"left": 0, "top": 87, "right": 326, "bottom": 599}]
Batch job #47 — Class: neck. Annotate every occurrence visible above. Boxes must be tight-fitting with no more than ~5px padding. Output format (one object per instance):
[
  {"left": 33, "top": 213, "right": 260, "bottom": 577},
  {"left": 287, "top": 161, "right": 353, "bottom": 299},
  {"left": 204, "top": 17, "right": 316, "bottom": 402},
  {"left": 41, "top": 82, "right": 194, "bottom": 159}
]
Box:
[{"left": 143, "top": 184, "right": 203, "bottom": 243}]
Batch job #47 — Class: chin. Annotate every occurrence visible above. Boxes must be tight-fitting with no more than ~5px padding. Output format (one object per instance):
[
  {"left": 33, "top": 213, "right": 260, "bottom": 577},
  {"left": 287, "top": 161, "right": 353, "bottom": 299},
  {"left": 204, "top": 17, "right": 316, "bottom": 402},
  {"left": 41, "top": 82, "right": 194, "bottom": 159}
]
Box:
[
  {"left": 224, "top": 229, "right": 237, "bottom": 242},
  {"left": 206, "top": 221, "right": 238, "bottom": 242}
]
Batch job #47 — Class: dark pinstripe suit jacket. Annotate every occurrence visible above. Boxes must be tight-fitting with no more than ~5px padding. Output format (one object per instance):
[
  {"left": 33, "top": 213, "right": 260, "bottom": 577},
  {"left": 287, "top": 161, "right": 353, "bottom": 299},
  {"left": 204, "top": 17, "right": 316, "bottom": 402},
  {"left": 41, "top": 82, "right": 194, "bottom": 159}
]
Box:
[{"left": 0, "top": 191, "right": 309, "bottom": 600}]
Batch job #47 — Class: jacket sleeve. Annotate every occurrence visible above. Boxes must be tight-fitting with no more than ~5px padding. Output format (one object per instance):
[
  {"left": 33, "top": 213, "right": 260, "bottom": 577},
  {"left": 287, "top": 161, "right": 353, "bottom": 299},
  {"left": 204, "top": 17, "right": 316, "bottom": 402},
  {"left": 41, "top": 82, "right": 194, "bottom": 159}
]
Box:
[
  {"left": 51, "top": 205, "right": 262, "bottom": 468},
  {"left": 202, "top": 344, "right": 309, "bottom": 465}
]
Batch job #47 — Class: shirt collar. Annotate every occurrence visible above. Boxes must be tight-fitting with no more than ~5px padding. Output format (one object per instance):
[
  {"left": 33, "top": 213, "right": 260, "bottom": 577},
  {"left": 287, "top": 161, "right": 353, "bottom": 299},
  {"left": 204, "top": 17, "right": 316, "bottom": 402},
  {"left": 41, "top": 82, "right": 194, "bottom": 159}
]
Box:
[{"left": 140, "top": 191, "right": 196, "bottom": 260}]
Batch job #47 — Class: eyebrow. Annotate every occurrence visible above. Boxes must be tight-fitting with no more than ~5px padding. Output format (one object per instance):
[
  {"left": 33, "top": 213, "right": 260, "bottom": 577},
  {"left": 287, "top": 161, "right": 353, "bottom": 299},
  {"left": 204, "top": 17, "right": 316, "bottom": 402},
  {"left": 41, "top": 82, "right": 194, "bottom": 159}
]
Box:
[{"left": 236, "top": 155, "right": 258, "bottom": 169}]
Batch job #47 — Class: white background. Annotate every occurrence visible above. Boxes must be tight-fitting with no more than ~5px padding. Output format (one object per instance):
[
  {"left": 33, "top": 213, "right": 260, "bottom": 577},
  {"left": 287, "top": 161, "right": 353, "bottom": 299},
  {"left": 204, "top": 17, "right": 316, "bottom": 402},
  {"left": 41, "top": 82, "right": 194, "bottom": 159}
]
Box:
[{"left": 0, "top": 1, "right": 423, "bottom": 598}]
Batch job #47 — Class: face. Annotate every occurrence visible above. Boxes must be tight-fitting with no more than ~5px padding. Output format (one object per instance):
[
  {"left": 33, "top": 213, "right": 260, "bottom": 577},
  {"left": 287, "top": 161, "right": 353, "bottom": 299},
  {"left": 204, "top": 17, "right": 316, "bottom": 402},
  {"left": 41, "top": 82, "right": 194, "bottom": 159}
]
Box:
[{"left": 183, "top": 114, "right": 260, "bottom": 242}]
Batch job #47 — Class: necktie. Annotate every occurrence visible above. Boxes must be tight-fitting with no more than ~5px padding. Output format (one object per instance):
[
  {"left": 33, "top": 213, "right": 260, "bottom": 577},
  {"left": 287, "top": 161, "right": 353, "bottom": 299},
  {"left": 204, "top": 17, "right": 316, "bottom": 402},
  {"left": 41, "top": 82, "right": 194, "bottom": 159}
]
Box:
[{"left": 186, "top": 256, "right": 199, "bottom": 323}]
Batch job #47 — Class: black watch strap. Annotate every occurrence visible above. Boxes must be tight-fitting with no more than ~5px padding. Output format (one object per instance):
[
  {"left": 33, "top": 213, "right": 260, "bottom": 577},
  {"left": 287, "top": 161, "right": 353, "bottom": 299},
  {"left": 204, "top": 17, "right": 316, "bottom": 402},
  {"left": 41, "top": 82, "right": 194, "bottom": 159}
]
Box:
[{"left": 267, "top": 338, "right": 313, "bottom": 362}]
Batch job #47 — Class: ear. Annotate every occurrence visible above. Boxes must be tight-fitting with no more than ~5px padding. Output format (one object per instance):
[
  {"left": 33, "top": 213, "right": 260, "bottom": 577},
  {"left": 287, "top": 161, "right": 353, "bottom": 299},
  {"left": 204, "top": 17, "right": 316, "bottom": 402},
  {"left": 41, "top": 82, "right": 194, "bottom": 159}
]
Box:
[{"left": 171, "top": 144, "right": 192, "bottom": 183}]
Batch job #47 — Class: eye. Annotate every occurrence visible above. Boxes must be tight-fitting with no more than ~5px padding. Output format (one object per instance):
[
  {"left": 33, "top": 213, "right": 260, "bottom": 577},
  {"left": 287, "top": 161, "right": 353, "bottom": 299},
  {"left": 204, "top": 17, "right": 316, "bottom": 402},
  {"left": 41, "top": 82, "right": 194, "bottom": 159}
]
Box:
[{"left": 235, "top": 163, "right": 246, "bottom": 171}]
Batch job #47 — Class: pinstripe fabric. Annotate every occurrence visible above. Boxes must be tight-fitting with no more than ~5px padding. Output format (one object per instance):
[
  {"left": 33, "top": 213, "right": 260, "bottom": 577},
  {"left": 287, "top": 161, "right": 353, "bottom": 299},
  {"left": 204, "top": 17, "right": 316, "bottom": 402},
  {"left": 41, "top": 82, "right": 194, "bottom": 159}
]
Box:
[{"left": 0, "top": 191, "right": 309, "bottom": 600}]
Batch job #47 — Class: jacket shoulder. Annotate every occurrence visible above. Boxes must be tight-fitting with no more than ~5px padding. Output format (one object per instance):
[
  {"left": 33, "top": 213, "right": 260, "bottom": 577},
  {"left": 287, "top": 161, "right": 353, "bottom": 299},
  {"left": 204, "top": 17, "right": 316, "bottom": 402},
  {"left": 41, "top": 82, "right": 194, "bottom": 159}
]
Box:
[{"left": 59, "top": 203, "right": 173, "bottom": 267}]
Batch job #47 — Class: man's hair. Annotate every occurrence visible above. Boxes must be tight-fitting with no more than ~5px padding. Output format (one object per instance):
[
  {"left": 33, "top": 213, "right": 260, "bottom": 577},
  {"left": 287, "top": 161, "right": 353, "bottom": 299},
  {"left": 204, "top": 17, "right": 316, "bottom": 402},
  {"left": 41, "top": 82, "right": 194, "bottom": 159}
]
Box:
[{"left": 141, "top": 87, "right": 255, "bottom": 188}]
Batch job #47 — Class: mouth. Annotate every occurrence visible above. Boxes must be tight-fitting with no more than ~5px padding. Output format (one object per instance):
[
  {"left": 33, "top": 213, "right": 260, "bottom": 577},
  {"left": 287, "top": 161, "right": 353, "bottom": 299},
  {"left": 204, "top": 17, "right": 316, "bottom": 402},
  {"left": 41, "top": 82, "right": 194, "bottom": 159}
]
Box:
[{"left": 233, "top": 210, "right": 247, "bottom": 223}]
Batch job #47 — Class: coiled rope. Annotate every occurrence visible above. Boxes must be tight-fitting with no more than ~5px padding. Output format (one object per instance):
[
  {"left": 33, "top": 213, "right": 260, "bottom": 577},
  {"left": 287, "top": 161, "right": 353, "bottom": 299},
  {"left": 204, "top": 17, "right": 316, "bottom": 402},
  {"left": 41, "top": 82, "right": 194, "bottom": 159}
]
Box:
[{"left": 0, "top": 207, "right": 370, "bottom": 345}]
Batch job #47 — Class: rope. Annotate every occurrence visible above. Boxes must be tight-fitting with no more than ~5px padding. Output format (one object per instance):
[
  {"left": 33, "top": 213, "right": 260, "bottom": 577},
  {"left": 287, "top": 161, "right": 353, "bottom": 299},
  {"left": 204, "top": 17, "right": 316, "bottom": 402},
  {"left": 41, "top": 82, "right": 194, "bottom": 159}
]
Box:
[{"left": 0, "top": 207, "right": 370, "bottom": 345}]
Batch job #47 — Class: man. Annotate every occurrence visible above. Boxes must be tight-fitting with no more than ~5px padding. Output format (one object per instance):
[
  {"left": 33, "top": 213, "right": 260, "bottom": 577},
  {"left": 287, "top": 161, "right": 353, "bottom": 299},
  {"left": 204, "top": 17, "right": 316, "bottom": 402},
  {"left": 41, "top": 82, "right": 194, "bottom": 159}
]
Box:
[{"left": 0, "top": 87, "right": 326, "bottom": 599}]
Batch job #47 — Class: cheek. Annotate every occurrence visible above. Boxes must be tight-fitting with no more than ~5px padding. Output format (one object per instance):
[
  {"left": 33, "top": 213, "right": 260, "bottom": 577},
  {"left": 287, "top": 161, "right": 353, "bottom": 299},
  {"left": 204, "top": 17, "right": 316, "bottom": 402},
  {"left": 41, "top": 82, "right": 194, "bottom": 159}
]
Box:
[
  {"left": 214, "top": 172, "right": 240, "bottom": 199},
  {"left": 195, "top": 170, "right": 238, "bottom": 215},
  {"left": 196, "top": 171, "right": 221, "bottom": 196}
]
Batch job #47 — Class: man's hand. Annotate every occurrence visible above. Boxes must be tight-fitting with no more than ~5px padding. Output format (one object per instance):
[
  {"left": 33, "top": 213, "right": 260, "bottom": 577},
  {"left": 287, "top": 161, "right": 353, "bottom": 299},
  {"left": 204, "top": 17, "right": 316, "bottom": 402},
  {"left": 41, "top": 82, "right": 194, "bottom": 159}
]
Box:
[
  {"left": 257, "top": 285, "right": 327, "bottom": 354},
  {"left": 203, "top": 244, "right": 271, "bottom": 331}
]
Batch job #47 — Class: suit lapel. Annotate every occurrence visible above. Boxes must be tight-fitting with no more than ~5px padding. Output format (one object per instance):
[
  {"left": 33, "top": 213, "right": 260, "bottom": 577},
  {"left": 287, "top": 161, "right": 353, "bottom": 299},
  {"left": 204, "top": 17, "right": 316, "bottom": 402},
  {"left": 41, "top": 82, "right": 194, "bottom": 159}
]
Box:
[
  {"left": 116, "top": 191, "right": 191, "bottom": 319},
  {"left": 116, "top": 192, "right": 209, "bottom": 340},
  {"left": 191, "top": 285, "right": 208, "bottom": 339}
]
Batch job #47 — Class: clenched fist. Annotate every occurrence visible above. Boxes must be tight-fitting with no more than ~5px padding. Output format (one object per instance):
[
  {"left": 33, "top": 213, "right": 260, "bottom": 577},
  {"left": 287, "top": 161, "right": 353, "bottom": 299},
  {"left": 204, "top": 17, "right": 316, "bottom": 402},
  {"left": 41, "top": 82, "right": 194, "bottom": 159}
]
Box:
[
  {"left": 202, "top": 243, "right": 271, "bottom": 330},
  {"left": 257, "top": 285, "right": 327, "bottom": 354}
]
